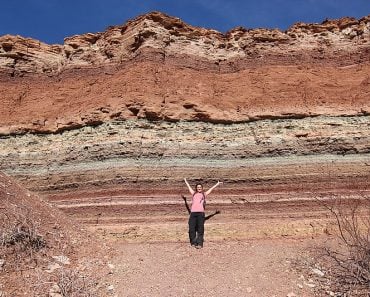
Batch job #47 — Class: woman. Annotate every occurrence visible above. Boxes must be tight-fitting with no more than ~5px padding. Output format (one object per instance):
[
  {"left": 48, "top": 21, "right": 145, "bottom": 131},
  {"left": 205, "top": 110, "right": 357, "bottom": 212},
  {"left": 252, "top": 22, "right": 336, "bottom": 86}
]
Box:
[{"left": 184, "top": 178, "right": 222, "bottom": 248}]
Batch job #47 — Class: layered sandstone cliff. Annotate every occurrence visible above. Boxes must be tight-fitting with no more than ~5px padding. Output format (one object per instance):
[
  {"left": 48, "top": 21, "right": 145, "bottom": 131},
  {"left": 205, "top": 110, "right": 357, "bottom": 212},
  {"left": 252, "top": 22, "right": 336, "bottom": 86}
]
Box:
[
  {"left": 0, "top": 12, "right": 369, "bottom": 134},
  {"left": 0, "top": 12, "right": 369, "bottom": 240}
]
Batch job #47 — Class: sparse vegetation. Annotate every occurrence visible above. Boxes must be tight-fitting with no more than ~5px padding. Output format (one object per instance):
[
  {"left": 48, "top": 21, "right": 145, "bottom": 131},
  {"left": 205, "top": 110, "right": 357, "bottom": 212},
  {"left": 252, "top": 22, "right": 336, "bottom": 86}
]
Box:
[
  {"left": 1, "top": 209, "right": 46, "bottom": 253},
  {"left": 314, "top": 195, "right": 370, "bottom": 296},
  {"left": 0, "top": 194, "right": 101, "bottom": 297},
  {"left": 31, "top": 268, "right": 97, "bottom": 297},
  {"left": 0, "top": 202, "right": 46, "bottom": 271},
  {"left": 55, "top": 269, "right": 96, "bottom": 297}
]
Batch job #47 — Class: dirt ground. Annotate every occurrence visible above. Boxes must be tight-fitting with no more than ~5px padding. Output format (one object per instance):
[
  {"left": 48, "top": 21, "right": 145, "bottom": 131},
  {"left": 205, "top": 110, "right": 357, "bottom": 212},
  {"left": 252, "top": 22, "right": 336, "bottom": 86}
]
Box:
[
  {"left": 47, "top": 186, "right": 370, "bottom": 296},
  {"left": 106, "top": 238, "right": 317, "bottom": 297}
]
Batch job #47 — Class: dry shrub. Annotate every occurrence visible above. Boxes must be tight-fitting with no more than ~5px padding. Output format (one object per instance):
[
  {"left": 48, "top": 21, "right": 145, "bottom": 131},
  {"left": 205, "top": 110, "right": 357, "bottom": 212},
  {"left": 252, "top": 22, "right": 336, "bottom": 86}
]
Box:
[
  {"left": 0, "top": 202, "right": 98, "bottom": 297},
  {"left": 0, "top": 201, "right": 46, "bottom": 269},
  {"left": 55, "top": 269, "right": 96, "bottom": 297},
  {"left": 0, "top": 175, "right": 106, "bottom": 297},
  {"left": 319, "top": 195, "right": 370, "bottom": 296},
  {"left": 31, "top": 268, "right": 98, "bottom": 297},
  {"left": 1, "top": 212, "right": 46, "bottom": 251}
]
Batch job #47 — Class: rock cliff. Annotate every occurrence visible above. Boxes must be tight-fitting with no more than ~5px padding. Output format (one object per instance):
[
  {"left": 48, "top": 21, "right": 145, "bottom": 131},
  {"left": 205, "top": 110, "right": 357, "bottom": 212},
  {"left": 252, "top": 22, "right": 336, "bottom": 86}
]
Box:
[
  {"left": 0, "top": 12, "right": 369, "bottom": 134},
  {"left": 0, "top": 12, "right": 369, "bottom": 239}
]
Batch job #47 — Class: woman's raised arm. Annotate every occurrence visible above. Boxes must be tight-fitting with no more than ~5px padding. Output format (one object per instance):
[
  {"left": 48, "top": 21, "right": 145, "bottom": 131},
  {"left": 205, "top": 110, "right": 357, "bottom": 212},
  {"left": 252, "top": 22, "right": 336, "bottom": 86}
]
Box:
[
  {"left": 205, "top": 181, "right": 223, "bottom": 196},
  {"left": 184, "top": 178, "right": 195, "bottom": 195}
]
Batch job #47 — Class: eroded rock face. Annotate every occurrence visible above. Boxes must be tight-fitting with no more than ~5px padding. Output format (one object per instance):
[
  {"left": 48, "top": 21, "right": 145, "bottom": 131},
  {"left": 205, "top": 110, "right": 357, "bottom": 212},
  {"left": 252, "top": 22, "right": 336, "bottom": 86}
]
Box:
[
  {"left": 0, "top": 12, "right": 369, "bottom": 236},
  {"left": 1, "top": 12, "right": 369, "bottom": 75},
  {"left": 0, "top": 12, "right": 369, "bottom": 134},
  {"left": 1, "top": 116, "right": 369, "bottom": 192}
]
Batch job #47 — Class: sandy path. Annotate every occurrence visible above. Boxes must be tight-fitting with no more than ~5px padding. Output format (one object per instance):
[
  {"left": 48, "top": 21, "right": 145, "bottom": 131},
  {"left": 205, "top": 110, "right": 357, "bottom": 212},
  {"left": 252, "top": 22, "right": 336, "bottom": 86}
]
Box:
[{"left": 108, "top": 239, "right": 315, "bottom": 297}]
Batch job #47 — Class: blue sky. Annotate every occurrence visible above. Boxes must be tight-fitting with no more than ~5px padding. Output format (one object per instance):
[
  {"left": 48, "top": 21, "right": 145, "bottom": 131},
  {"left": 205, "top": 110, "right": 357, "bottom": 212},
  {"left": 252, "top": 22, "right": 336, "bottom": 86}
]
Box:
[{"left": 1, "top": 0, "right": 369, "bottom": 44}]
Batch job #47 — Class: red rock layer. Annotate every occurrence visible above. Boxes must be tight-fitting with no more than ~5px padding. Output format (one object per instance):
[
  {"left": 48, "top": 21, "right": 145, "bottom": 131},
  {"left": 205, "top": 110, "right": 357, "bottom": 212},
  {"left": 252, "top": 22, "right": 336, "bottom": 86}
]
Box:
[{"left": 0, "top": 12, "right": 369, "bottom": 134}]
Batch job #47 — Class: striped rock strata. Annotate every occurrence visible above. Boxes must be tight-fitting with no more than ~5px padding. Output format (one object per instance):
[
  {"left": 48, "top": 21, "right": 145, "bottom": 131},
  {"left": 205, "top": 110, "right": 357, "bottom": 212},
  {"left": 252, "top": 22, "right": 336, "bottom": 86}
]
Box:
[
  {"left": 0, "top": 12, "right": 369, "bottom": 241},
  {"left": 1, "top": 117, "right": 369, "bottom": 241}
]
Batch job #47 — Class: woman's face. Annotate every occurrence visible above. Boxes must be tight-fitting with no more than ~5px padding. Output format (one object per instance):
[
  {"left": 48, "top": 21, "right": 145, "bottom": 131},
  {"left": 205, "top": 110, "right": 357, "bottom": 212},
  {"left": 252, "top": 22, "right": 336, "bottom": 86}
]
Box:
[{"left": 196, "top": 184, "right": 203, "bottom": 192}]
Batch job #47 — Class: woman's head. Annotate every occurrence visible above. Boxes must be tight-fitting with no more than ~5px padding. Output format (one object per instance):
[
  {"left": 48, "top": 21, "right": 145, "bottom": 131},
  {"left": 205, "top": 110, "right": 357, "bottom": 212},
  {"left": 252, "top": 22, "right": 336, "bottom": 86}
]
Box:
[{"left": 195, "top": 184, "right": 203, "bottom": 193}]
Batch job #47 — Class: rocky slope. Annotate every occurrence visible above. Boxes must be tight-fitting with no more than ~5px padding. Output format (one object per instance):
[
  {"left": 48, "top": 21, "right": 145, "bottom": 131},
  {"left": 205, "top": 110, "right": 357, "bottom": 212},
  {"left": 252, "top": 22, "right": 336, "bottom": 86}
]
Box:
[{"left": 0, "top": 172, "right": 112, "bottom": 296}]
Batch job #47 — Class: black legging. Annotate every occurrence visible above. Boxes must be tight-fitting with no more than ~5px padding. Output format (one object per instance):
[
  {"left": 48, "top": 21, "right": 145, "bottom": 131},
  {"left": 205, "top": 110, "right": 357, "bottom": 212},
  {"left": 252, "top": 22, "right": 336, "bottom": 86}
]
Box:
[{"left": 188, "top": 212, "right": 205, "bottom": 246}]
